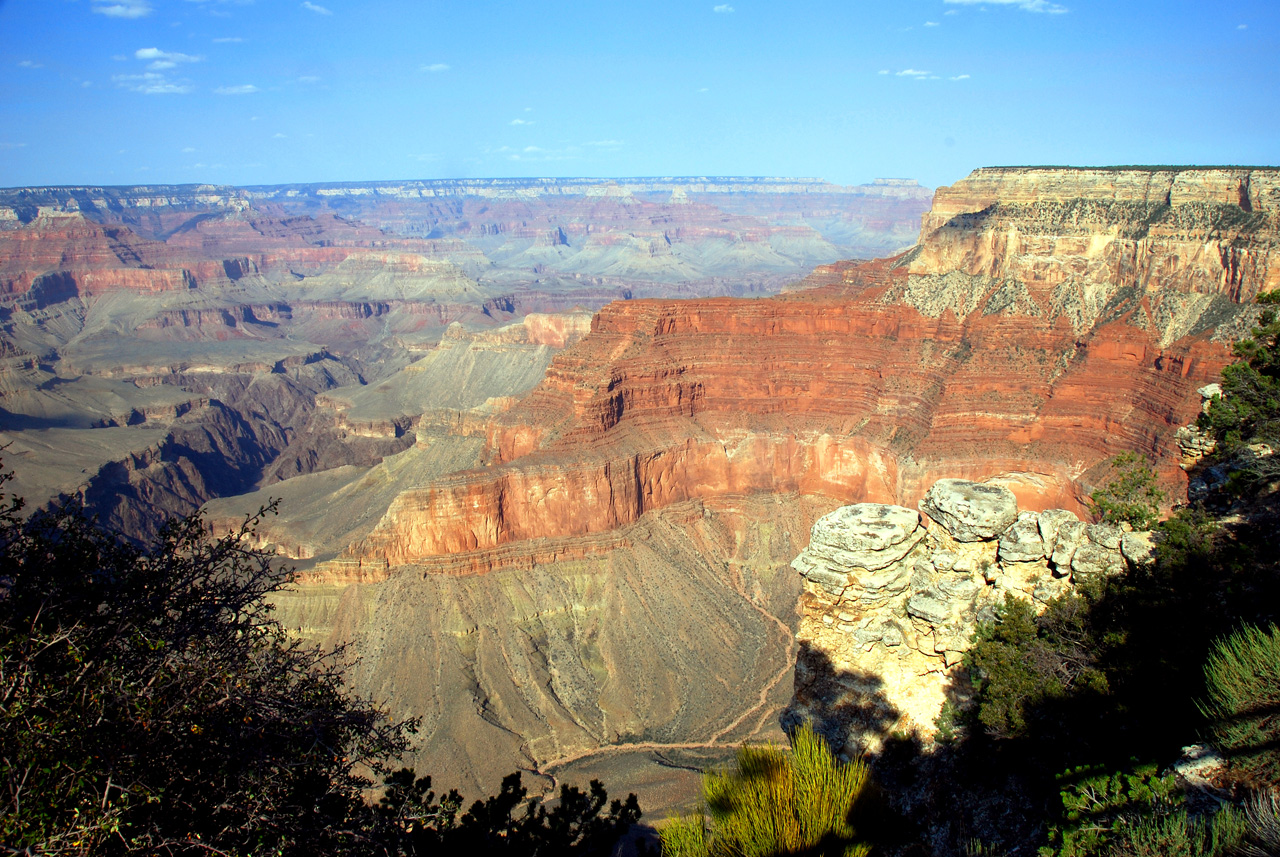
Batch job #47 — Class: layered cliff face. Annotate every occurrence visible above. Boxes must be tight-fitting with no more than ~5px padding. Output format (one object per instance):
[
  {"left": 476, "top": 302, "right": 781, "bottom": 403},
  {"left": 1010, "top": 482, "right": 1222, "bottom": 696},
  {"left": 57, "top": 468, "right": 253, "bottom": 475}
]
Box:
[
  {"left": 908, "top": 167, "right": 1279, "bottom": 344},
  {"left": 269, "top": 167, "right": 1278, "bottom": 806},
  {"left": 0, "top": 177, "right": 927, "bottom": 523},
  {"left": 5, "top": 167, "right": 1277, "bottom": 810}
]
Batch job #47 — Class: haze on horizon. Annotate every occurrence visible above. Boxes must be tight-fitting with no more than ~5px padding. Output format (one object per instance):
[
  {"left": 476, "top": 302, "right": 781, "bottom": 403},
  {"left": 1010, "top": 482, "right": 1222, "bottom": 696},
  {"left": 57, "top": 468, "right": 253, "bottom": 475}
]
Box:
[{"left": 0, "top": 0, "right": 1275, "bottom": 191}]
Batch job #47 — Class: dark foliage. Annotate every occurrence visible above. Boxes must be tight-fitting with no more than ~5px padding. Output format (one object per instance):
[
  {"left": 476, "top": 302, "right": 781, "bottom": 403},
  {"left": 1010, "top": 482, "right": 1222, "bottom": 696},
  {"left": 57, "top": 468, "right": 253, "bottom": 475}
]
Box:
[
  {"left": 372, "top": 768, "right": 642, "bottom": 856},
  {"left": 0, "top": 474, "right": 642, "bottom": 856},
  {"left": 1086, "top": 453, "right": 1163, "bottom": 529},
  {"left": 1200, "top": 623, "right": 1280, "bottom": 786},
  {"left": 0, "top": 478, "right": 412, "bottom": 855},
  {"left": 1197, "top": 296, "right": 1280, "bottom": 494}
]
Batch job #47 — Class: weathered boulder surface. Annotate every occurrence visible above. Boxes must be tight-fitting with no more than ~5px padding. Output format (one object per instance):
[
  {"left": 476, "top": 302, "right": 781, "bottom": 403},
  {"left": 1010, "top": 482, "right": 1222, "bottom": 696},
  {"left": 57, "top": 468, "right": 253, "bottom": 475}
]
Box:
[
  {"left": 790, "top": 476, "right": 1152, "bottom": 755},
  {"left": 1121, "top": 531, "right": 1157, "bottom": 566},
  {"left": 999, "top": 512, "right": 1047, "bottom": 563},
  {"left": 921, "top": 479, "right": 1020, "bottom": 542}
]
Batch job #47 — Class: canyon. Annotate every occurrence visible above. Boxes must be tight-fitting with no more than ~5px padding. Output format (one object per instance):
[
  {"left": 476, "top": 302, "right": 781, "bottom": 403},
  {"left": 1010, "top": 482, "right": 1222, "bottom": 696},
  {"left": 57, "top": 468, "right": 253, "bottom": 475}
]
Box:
[{"left": 2, "top": 167, "right": 1277, "bottom": 811}]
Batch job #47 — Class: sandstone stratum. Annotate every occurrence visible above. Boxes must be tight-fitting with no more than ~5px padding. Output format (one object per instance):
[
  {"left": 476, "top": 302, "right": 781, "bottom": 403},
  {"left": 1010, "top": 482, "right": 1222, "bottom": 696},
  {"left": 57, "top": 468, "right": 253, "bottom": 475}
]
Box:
[
  {"left": 255, "top": 166, "right": 1275, "bottom": 804},
  {"left": 0, "top": 176, "right": 927, "bottom": 527},
  {"left": 2, "top": 166, "right": 1277, "bottom": 809}
]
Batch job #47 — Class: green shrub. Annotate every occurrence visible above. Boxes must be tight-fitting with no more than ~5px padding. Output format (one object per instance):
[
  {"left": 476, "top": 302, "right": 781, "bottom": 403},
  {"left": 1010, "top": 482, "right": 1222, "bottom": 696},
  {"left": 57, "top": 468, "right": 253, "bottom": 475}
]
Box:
[
  {"left": 1088, "top": 452, "right": 1164, "bottom": 529},
  {"left": 1105, "top": 806, "right": 1245, "bottom": 857},
  {"left": 1198, "top": 300, "right": 1280, "bottom": 462},
  {"left": 1200, "top": 624, "right": 1280, "bottom": 785},
  {"left": 1240, "top": 789, "right": 1280, "bottom": 857},
  {"left": 1041, "top": 763, "right": 1179, "bottom": 856},
  {"left": 660, "top": 724, "right": 871, "bottom": 857},
  {"left": 966, "top": 593, "right": 1107, "bottom": 741},
  {"left": 1041, "top": 762, "right": 1245, "bottom": 857}
]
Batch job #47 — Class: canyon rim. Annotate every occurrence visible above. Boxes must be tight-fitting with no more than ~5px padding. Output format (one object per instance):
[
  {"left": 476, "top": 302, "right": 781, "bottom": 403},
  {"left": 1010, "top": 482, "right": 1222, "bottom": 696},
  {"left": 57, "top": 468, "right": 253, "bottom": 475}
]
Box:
[{"left": 2, "top": 166, "right": 1277, "bottom": 811}]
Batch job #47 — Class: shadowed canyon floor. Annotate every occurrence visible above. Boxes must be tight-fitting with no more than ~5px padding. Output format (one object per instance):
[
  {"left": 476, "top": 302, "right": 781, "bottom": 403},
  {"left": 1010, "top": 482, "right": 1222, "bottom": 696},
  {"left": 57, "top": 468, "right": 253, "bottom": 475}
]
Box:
[{"left": 3, "top": 167, "right": 1278, "bottom": 813}]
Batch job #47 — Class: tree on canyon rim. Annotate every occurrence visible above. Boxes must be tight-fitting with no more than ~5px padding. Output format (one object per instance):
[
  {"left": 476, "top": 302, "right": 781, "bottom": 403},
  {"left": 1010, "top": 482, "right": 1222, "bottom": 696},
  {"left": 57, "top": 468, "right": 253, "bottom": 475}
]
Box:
[
  {"left": 0, "top": 481, "right": 411, "bottom": 854},
  {"left": 0, "top": 472, "right": 641, "bottom": 856}
]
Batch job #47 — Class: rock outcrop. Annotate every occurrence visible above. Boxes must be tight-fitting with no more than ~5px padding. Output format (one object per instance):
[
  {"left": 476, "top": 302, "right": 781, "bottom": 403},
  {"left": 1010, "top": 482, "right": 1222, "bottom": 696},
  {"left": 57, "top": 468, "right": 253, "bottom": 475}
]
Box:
[
  {"left": 788, "top": 478, "right": 1147, "bottom": 753},
  {"left": 337, "top": 166, "right": 1279, "bottom": 577},
  {"left": 5, "top": 166, "right": 1277, "bottom": 807}
]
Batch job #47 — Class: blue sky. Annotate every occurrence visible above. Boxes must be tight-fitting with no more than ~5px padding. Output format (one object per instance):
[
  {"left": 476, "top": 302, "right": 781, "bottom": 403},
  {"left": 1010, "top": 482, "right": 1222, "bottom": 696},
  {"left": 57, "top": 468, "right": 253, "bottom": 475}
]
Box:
[{"left": 0, "top": 0, "right": 1275, "bottom": 189}]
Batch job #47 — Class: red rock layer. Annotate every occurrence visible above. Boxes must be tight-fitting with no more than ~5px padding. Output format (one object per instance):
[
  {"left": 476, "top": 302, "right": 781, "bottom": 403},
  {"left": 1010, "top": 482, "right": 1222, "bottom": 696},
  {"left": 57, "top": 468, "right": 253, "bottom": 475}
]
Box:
[{"left": 346, "top": 261, "right": 1233, "bottom": 571}]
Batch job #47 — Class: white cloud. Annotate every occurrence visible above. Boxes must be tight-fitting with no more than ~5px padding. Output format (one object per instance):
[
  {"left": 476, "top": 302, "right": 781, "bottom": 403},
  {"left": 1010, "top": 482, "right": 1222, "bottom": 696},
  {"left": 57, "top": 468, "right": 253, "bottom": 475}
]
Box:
[
  {"left": 17, "top": 60, "right": 42, "bottom": 69},
  {"left": 297, "top": 75, "right": 320, "bottom": 83},
  {"left": 272, "top": 133, "right": 287, "bottom": 138},
  {"left": 510, "top": 118, "right": 534, "bottom": 125},
  {"left": 301, "top": 1, "right": 332, "bottom": 14},
  {"left": 713, "top": 4, "right": 734, "bottom": 11},
  {"left": 586, "top": 140, "right": 623, "bottom": 147},
  {"left": 877, "top": 69, "right": 889, "bottom": 75},
  {"left": 213, "top": 36, "right": 244, "bottom": 43},
  {"left": 950, "top": 74, "right": 971, "bottom": 80},
  {"left": 182, "top": 146, "right": 196, "bottom": 152},
  {"left": 945, "top": 8, "right": 958, "bottom": 13},
  {"left": 896, "top": 68, "right": 930, "bottom": 76},
  {"left": 944, "top": 0, "right": 1067, "bottom": 13},
  {"left": 215, "top": 84, "right": 259, "bottom": 94},
  {"left": 422, "top": 63, "right": 449, "bottom": 72},
  {"left": 523, "top": 146, "right": 542, "bottom": 153},
  {"left": 136, "top": 48, "right": 203, "bottom": 71},
  {"left": 698, "top": 86, "right": 709, "bottom": 92},
  {"left": 0, "top": 142, "right": 27, "bottom": 150},
  {"left": 924, "top": 20, "right": 940, "bottom": 26},
  {"left": 1238, "top": 23, "right": 1248, "bottom": 29},
  {"left": 93, "top": 0, "right": 154, "bottom": 18},
  {"left": 113, "top": 73, "right": 193, "bottom": 94}
]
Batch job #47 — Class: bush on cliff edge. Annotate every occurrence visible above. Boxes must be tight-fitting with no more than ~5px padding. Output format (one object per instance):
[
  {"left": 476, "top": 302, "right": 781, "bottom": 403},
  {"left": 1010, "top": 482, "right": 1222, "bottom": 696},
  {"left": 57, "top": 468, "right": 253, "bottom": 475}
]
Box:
[{"left": 660, "top": 723, "right": 872, "bottom": 857}]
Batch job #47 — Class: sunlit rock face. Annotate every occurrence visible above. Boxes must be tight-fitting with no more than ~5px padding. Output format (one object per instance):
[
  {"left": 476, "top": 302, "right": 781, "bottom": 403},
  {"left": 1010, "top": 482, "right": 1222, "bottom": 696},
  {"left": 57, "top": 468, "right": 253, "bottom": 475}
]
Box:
[
  {"left": 342, "top": 166, "right": 1280, "bottom": 575},
  {"left": 279, "top": 167, "right": 1278, "bottom": 800},
  {"left": 5, "top": 168, "right": 1277, "bottom": 806}
]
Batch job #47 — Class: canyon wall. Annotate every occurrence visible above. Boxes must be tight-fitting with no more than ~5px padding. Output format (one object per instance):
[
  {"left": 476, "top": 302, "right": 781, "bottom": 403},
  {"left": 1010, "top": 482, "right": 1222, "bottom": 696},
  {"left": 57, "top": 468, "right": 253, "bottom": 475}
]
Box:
[
  {"left": 0, "top": 176, "right": 928, "bottom": 523},
  {"left": 5, "top": 167, "right": 1277, "bottom": 809},
  {"left": 260, "top": 166, "right": 1278, "bottom": 805},
  {"left": 343, "top": 167, "right": 1279, "bottom": 578}
]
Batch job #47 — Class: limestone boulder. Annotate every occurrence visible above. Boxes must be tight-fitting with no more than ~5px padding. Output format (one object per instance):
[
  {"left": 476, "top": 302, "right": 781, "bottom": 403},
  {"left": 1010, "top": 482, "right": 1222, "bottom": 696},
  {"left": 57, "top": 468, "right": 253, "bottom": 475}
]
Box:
[
  {"left": 1071, "top": 543, "right": 1126, "bottom": 578},
  {"left": 1121, "top": 531, "right": 1156, "bottom": 567},
  {"left": 999, "top": 512, "right": 1046, "bottom": 563},
  {"left": 1049, "top": 519, "right": 1088, "bottom": 573},
  {"left": 791, "top": 503, "right": 924, "bottom": 597},
  {"left": 1038, "top": 509, "right": 1080, "bottom": 556},
  {"left": 1086, "top": 522, "right": 1124, "bottom": 550},
  {"left": 842, "top": 562, "right": 914, "bottom": 605},
  {"left": 796, "top": 503, "right": 924, "bottom": 570},
  {"left": 920, "top": 479, "right": 1019, "bottom": 542},
  {"left": 906, "top": 593, "right": 952, "bottom": 626}
]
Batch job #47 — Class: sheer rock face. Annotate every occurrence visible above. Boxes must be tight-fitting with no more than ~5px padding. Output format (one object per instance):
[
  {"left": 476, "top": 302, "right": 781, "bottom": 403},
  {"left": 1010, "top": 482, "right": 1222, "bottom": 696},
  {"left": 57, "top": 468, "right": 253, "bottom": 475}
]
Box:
[
  {"left": 788, "top": 479, "right": 1146, "bottom": 753},
  {"left": 908, "top": 167, "right": 1280, "bottom": 345}
]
